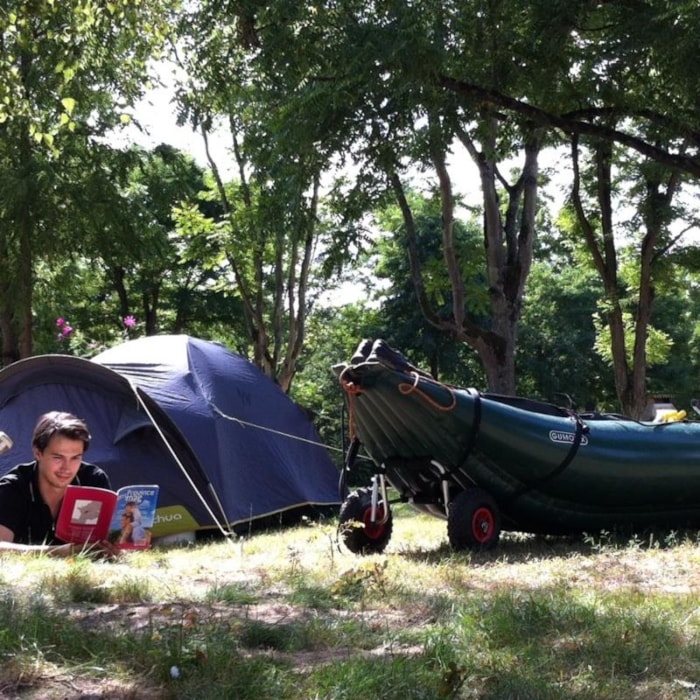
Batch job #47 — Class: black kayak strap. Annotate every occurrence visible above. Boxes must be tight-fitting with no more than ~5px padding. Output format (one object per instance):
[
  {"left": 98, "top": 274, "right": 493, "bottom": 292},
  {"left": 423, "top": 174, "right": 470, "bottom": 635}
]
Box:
[
  {"left": 443, "top": 389, "right": 481, "bottom": 482},
  {"left": 510, "top": 414, "right": 587, "bottom": 500},
  {"left": 339, "top": 437, "right": 361, "bottom": 499},
  {"left": 462, "top": 389, "right": 482, "bottom": 464}
]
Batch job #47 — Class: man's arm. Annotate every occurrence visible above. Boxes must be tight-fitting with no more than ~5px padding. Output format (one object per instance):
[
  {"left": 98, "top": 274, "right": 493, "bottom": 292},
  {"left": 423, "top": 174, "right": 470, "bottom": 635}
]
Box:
[
  {"left": 0, "top": 523, "right": 76, "bottom": 556},
  {"left": 0, "top": 523, "right": 119, "bottom": 558}
]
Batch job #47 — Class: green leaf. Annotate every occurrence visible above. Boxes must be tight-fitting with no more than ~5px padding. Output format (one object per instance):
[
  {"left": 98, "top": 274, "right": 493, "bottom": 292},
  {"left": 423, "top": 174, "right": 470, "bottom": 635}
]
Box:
[{"left": 61, "top": 97, "right": 76, "bottom": 115}]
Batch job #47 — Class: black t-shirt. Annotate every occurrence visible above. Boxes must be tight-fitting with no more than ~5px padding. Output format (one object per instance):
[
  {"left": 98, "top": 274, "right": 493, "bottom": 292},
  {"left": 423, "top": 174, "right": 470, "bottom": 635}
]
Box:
[{"left": 0, "top": 461, "right": 111, "bottom": 545}]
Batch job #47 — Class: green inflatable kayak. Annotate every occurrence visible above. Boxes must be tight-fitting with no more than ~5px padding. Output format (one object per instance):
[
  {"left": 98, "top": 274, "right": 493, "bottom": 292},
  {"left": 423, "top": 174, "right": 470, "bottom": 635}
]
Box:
[{"left": 335, "top": 339, "right": 700, "bottom": 553}]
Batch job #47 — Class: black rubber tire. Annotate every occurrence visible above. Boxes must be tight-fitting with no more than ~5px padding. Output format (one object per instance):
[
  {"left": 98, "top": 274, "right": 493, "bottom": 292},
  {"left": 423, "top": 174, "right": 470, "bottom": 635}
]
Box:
[
  {"left": 338, "top": 487, "right": 393, "bottom": 555},
  {"left": 447, "top": 488, "right": 501, "bottom": 551}
]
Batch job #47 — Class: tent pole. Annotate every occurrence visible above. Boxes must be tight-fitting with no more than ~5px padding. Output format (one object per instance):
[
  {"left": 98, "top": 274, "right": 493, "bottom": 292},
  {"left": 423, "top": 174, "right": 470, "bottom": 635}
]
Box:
[{"left": 131, "top": 384, "right": 234, "bottom": 538}]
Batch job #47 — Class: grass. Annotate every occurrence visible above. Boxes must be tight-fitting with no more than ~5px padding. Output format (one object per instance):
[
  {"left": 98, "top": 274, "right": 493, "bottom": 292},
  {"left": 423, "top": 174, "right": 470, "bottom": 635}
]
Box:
[{"left": 2, "top": 506, "right": 700, "bottom": 698}]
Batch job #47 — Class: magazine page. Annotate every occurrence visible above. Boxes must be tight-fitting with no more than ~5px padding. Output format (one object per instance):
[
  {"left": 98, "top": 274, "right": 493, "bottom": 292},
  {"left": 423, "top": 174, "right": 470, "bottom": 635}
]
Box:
[
  {"left": 55, "top": 485, "right": 118, "bottom": 544},
  {"left": 108, "top": 485, "right": 159, "bottom": 550}
]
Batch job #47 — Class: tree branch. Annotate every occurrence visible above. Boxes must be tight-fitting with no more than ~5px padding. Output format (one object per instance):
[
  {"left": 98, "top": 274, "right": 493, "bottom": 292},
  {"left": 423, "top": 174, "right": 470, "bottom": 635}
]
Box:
[{"left": 438, "top": 75, "right": 700, "bottom": 177}]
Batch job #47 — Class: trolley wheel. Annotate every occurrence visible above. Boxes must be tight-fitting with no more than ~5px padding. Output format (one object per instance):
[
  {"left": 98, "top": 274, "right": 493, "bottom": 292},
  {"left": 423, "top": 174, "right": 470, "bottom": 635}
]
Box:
[
  {"left": 339, "top": 487, "right": 393, "bottom": 555},
  {"left": 447, "top": 487, "right": 501, "bottom": 551}
]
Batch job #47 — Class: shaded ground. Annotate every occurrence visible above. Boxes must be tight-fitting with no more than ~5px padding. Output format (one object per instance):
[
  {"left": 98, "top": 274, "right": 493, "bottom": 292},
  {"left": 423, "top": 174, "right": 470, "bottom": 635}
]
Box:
[{"left": 5, "top": 527, "right": 700, "bottom": 698}]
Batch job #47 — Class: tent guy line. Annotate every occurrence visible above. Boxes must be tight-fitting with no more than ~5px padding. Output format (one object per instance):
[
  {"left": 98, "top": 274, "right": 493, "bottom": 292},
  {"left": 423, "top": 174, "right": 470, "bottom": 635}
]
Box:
[
  {"left": 211, "top": 403, "right": 380, "bottom": 465},
  {"left": 210, "top": 402, "right": 345, "bottom": 455}
]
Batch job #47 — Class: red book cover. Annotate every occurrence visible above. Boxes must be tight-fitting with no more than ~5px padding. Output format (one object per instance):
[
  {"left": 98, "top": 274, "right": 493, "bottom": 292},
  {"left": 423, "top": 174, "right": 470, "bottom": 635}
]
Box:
[{"left": 55, "top": 486, "right": 118, "bottom": 545}]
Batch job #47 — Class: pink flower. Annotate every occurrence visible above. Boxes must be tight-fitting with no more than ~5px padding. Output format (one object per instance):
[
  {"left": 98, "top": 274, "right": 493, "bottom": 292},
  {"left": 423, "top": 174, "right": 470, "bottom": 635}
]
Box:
[
  {"left": 56, "top": 317, "right": 65, "bottom": 327},
  {"left": 61, "top": 325, "right": 72, "bottom": 337},
  {"left": 123, "top": 315, "right": 136, "bottom": 328}
]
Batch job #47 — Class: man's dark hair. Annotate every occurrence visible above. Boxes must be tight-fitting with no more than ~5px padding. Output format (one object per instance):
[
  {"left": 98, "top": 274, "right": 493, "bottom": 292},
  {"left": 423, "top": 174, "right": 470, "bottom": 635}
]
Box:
[{"left": 32, "top": 412, "right": 91, "bottom": 452}]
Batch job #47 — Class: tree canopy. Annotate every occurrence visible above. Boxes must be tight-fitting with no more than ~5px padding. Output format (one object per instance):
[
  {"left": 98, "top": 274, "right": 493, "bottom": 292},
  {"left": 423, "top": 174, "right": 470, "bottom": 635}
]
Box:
[
  {"left": 0, "top": 0, "right": 699, "bottom": 425},
  {"left": 0, "top": 0, "right": 174, "bottom": 363},
  {"left": 178, "top": 0, "right": 699, "bottom": 408}
]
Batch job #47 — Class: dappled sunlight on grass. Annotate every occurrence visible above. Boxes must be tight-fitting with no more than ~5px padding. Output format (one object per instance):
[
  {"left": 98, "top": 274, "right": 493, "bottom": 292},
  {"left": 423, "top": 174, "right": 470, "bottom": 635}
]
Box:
[{"left": 3, "top": 510, "right": 700, "bottom": 698}]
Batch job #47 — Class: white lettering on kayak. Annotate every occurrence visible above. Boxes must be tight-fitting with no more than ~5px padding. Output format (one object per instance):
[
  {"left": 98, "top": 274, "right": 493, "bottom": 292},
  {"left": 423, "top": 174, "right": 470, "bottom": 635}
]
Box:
[{"left": 549, "top": 430, "right": 588, "bottom": 446}]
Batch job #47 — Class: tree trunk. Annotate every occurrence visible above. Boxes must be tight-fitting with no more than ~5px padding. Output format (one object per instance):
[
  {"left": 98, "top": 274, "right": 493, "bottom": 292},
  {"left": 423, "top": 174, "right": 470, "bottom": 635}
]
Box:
[
  {"left": 627, "top": 171, "right": 680, "bottom": 417},
  {"left": 571, "top": 136, "right": 680, "bottom": 418},
  {"left": 449, "top": 121, "right": 540, "bottom": 394},
  {"left": 17, "top": 128, "right": 35, "bottom": 359},
  {"left": 0, "top": 226, "right": 20, "bottom": 366},
  {"left": 0, "top": 308, "right": 19, "bottom": 367},
  {"left": 391, "top": 119, "right": 540, "bottom": 396}
]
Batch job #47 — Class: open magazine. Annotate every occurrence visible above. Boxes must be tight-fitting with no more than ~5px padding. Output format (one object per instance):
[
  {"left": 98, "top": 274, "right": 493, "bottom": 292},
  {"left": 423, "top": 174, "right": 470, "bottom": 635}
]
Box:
[{"left": 55, "top": 484, "right": 159, "bottom": 550}]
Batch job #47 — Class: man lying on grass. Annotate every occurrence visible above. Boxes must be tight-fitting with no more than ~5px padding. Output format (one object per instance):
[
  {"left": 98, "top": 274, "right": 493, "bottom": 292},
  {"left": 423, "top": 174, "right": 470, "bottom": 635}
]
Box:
[{"left": 0, "top": 412, "right": 119, "bottom": 559}]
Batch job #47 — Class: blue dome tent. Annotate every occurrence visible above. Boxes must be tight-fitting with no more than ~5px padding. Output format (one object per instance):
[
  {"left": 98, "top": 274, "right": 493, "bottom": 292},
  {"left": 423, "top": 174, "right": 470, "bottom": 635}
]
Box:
[{"left": 93, "top": 335, "right": 340, "bottom": 528}]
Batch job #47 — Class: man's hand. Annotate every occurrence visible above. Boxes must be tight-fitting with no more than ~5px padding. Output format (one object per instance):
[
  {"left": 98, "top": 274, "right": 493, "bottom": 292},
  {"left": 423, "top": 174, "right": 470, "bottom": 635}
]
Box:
[{"left": 51, "top": 539, "right": 121, "bottom": 560}]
